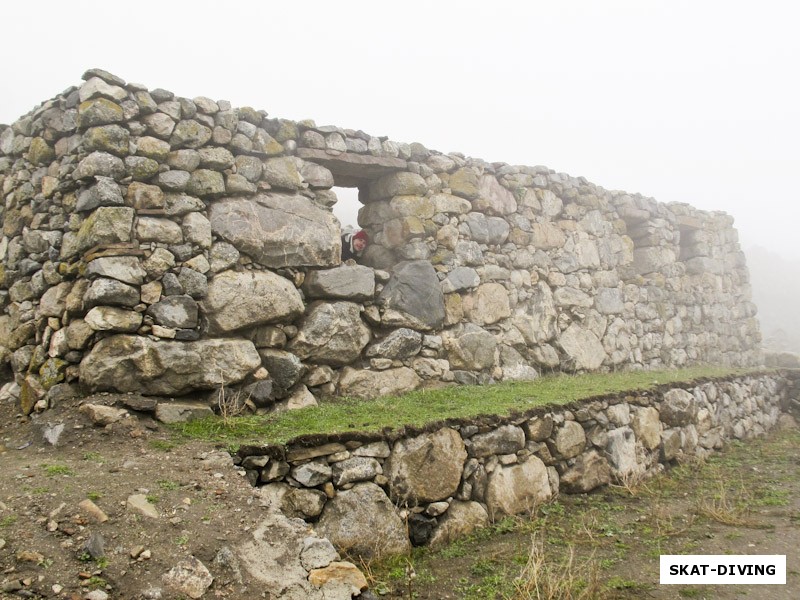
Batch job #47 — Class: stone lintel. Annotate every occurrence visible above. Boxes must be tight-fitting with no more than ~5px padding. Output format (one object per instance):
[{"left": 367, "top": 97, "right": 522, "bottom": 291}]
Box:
[{"left": 296, "top": 147, "right": 407, "bottom": 181}]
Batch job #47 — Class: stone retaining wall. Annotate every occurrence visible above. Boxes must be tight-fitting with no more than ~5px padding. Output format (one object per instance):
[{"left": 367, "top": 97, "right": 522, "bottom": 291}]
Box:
[
  {"left": 237, "top": 374, "right": 787, "bottom": 557},
  {"left": 0, "top": 68, "right": 762, "bottom": 415}
]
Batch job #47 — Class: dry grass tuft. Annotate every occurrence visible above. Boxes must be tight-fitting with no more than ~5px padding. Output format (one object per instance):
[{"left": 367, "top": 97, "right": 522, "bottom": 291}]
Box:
[{"left": 508, "top": 535, "right": 608, "bottom": 600}]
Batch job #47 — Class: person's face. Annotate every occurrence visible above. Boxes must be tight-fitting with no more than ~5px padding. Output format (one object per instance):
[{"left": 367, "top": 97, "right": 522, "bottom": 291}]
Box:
[{"left": 353, "top": 238, "right": 367, "bottom": 252}]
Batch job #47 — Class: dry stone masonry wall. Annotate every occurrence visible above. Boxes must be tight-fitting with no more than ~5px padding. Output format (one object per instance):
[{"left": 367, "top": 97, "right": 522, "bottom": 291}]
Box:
[
  {"left": 238, "top": 374, "right": 787, "bottom": 556},
  {"left": 0, "top": 69, "right": 762, "bottom": 414}
]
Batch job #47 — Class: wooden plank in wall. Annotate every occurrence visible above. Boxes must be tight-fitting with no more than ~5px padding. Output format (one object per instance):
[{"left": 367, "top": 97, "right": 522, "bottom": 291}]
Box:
[{"left": 83, "top": 243, "right": 144, "bottom": 262}]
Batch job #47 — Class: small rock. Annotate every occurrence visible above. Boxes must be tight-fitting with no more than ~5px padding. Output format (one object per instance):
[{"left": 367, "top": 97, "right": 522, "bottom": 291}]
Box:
[
  {"left": 42, "top": 423, "right": 65, "bottom": 446},
  {"left": 83, "top": 532, "right": 105, "bottom": 559},
  {"left": 127, "top": 494, "right": 160, "bottom": 519},
  {"left": 16, "top": 550, "right": 45, "bottom": 563},
  {"left": 425, "top": 501, "right": 450, "bottom": 516},
  {"left": 130, "top": 545, "right": 145, "bottom": 558},
  {"left": 80, "top": 403, "right": 130, "bottom": 426},
  {"left": 212, "top": 546, "right": 243, "bottom": 584},
  {"left": 162, "top": 556, "right": 214, "bottom": 599},
  {"left": 300, "top": 536, "right": 339, "bottom": 570},
  {"left": 308, "top": 561, "right": 368, "bottom": 592},
  {"left": 1, "top": 580, "right": 23, "bottom": 593},
  {"left": 52, "top": 584, "right": 64, "bottom": 594},
  {"left": 85, "top": 589, "right": 109, "bottom": 600},
  {"left": 78, "top": 499, "right": 109, "bottom": 523}
]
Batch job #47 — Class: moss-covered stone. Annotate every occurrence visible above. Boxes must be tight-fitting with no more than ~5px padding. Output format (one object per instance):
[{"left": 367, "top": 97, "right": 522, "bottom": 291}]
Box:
[
  {"left": 273, "top": 119, "right": 299, "bottom": 143},
  {"left": 261, "top": 157, "right": 303, "bottom": 190},
  {"left": 8, "top": 321, "right": 36, "bottom": 351},
  {"left": 170, "top": 120, "right": 212, "bottom": 149},
  {"left": 125, "top": 156, "right": 160, "bottom": 181},
  {"left": 382, "top": 216, "right": 425, "bottom": 248},
  {"left": 19, "top": 377, "right": 44, "bottom": 415},
  {"left": 448, "top": 167, "right": 480, "bottom": 200},
  {"left": 78, "top": 98, "right": 124, "bottom": 128},
  {"left": 60, "top": 206, "right": 134, "bottom": 259},
  {"left": 238, "top": 106, "right": 263, "bottom": 125},
  {"left": 83, "top": 125, "right": 130, "bottom": 156},
  {"left": 253, "top": 131, "right": 284, "bottom": 156},
  {"left": 26, "top": 137, "right": 55, "bottom": 165},
  {"left": 136, "top": 136, "right": 171, "bottom": 161},
  {"left": 187, "top": 169, "right": 225, "bottom": 197},
  {"left": 58, "top": 261, "right": 82, "bottom": 278},
  {"left": 39, "top": 358, "right": 68, "bottom": 390}
]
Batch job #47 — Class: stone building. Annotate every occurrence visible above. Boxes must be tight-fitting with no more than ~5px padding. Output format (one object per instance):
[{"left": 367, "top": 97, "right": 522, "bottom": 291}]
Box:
[{"left": 0, "top": 68, "right": 762, "bottom": 414}]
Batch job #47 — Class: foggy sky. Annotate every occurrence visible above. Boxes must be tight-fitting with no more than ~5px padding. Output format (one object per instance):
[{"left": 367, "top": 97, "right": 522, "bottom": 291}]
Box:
[{"left": 2, "top": 0, "right": 799, "bottom": 260}]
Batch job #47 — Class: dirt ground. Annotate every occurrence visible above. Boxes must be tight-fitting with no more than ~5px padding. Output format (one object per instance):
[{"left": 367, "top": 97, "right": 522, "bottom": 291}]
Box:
[
  {"left": 1, "top": 384, "right": 798, "bottom": 600},
  {"left": 0, "top": 389, "right": 280, "bottom": 600}
]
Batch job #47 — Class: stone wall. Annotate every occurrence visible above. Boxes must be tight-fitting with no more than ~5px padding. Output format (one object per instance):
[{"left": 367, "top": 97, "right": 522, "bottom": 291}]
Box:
[
  {"left": 238, "top": 373, "right": 787, "bottom": 556},
  {"left": 0, "top": 68, "right": 762, "bottom": 414}
]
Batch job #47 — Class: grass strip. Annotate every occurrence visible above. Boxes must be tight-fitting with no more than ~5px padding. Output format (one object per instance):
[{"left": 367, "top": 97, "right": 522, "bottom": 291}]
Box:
[{"left": 176, "top": 366, "right": 759, "bottom": 447}]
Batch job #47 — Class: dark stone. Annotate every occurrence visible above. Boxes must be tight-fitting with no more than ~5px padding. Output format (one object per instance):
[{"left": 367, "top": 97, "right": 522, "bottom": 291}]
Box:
[
  {"left": 408, "top": 513, "right": 437, "bottom": 546},
  {"left": 83, "top": 532, "right": 105, "bottom": 559},
  {"left": 243, "top": 380, "right": 274, "bottom": 407},
  {"left": 177, "top": 267, "right": 207, "bottom": 299},
  {"left": 259, "top": 349, "right": 304, "bottom": 394},
  {"left": 378, "top": 260, "right": 446, "bottom": 330},
  {"left": 452, "top": 371, "right": 479, "bottom": 385},
  {"left": 169, "top": 243, "right": 195, "bottom": 262},
  {"left": 118, "top": 395, "right": 158, "bottom": 413},
  {"left": 174, "top": 329, "right": 200, "bottom": 341},
  {"left": 161, "top": 272, "right": 183, "bottom": 295}
]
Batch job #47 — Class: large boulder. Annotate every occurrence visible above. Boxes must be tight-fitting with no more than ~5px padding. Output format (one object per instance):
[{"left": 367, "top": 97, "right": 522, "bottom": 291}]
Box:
[
  {"left": 442, "top": 323, "right": 497, "bottom": 371},
  {"left": 606, "top": 426, "right": 640, "bottom": 478},
  {"left": 379, "top": 260, "right": 446, "bottom": 330},
  {"left": 288, "top": 302, "right": 370, "bottom": 366},
  {"left": 302, "top": 265, "right": 375, "bottom": 301},
  {"left": 485, "top": 456, "right": 552, "bottom": 520},
  {"left": 60, "top": 207, "right": 134, "bottom": 259},
  {"left": 559, "top": 450, "right": 612, "bottom": 494},
  {"left": 631, "top": 406, "right": 662, "bottom": 450},
  {"left": 201, "top": 270, "right": 304, "bottom": 335},
  {"left": 429, "top": 501, "right": 489, "bottom": 548},
  {"left": 237, "top": 512, "right": 363, "bottom": 599},
  {"left": 337, "top": 367, "right": 421, "bottom": 400},
  {"left": 632, "top": 246, "right": 677, "bottom": 276},
  {"left": 547, "top": 420, "right": 587, "bottom": 460},
  {"left": 208, "top": 194, "right": 341, "bottom": 268},
  {"left": 513, "top": 282, "right": 558, "bottom": 344},
  {"left": 660, "top": 388, "right": 697, "bottom": 427},
  {"left": 369, "top": 172, "right": 428, "bottom": 200},
  {"left": 315, "top": 483, "right": 411, "bottom": 558},
  {"left": 365, "top": 328, "right": 423, "bottom": 360},
  {"left": 468, "top": 425, "right": 526, "bottom": 458},
  {"left": 384, "top": 428, "right": 467, "bottom": 504},
  {"left": 463, "top": 212, "right": 510, "bottom": 244},
  {"left": 473, "top": 174, "right": 517, "bottom": 216},
  {"left": 464, "top": 283, "right": 511, "bottom": 326},
  {"left": 557, "top": 324, "right": 606, "bottom": 370},
  {"left": 79, "top": 335, "right": 260, "bottom": 395}
]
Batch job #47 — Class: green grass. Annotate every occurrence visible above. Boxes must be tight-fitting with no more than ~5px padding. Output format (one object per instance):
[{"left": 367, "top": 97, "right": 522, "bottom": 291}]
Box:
[
  {"left": 1, "top": 515, "right": 18, "bottom": 527},
  {"left": 42, "top": 463, "right": 74, "bottom": 477},
  {"left": 175, "top": 366, "right": 754, "bottom": 446}
]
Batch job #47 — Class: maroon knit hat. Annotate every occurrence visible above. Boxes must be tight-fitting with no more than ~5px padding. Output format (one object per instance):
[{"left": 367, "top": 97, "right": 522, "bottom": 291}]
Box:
[{"left": 353, "top": 230, "right": 368, "bottom": 242}]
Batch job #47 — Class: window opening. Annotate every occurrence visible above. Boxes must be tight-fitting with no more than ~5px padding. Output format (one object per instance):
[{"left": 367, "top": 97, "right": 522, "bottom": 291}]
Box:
[{"left": 331, "top": 186, "right": 363, "bottom": 231}]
